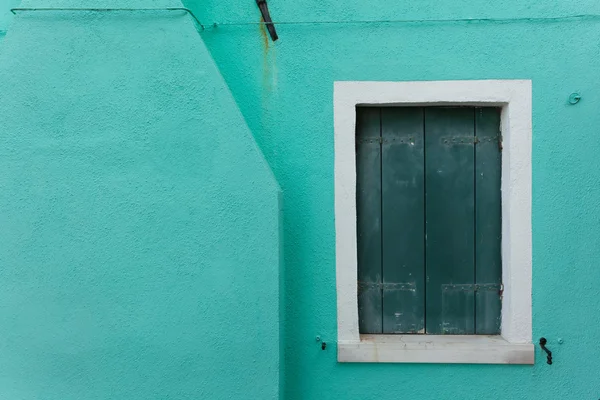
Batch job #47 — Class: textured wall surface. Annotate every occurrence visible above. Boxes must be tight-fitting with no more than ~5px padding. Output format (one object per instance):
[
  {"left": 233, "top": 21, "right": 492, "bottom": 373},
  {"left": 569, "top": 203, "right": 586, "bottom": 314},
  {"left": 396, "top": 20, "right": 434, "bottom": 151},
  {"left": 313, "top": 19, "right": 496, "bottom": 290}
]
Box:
[
  {"left": 186, "top": 0, "right": 600, "bottom": 399},
  {"left": 0, "top": 0, "right": 20, "bottom": 41},
  {"left": 0, "top": 1, "right": 282, "bottom": 399}
]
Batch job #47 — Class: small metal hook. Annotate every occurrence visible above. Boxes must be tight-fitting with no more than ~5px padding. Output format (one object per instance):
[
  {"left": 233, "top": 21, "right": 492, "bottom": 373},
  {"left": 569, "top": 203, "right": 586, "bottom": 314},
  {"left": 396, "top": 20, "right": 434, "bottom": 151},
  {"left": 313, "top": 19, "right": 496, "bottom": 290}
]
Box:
[
  {"left": 568, "top": 93, "right": 581, "bottom": 105},
  {"left": 539, "top": 337, "right": 552, "bottom": 365}
]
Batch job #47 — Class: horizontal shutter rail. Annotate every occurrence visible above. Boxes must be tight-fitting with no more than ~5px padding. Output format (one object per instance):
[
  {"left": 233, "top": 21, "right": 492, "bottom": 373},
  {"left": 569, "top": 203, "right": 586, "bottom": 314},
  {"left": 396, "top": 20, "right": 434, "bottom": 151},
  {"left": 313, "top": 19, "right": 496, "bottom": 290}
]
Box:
[
  {"left": 358, "top": 281, "right": 417, "bottom": 293},
  {"left": 356, "top": 138, "right": 382, "bottom": 144},
  {"left": 382, "top": 137, "right": 416, "bottom": 144},
  {"left": 356, "top": 137, "right": 421, "bottom": 144},
  {"left": 439, "top": 135, "right": 501, "bottom": 144},
  {"left": 441, "top": 283, "right": 502, "bottom": 292}
]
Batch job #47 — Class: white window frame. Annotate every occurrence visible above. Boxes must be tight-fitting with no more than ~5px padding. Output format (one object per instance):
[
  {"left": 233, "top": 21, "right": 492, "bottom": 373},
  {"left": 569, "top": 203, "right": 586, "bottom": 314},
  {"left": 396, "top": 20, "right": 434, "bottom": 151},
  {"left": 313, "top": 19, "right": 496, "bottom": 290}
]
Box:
[{"left": 334, "top": 80, "right": 533, "bottom": 364}]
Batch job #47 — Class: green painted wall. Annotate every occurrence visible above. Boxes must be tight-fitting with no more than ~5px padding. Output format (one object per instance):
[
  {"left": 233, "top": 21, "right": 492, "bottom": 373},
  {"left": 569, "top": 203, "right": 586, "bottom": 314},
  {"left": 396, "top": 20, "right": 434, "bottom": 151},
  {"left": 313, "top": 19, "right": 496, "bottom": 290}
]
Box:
[
  {"left": 0, "top": 0, "right": 19, "bottom": 41},
  {"left": 0, "top": 1, "right": 282, "bottom": 399},
  {"left": 3, "top": 0, "right": 600, "bottom": 398},
  {"left": 187, "top": 0, "right": 600, "bottom": 399}
]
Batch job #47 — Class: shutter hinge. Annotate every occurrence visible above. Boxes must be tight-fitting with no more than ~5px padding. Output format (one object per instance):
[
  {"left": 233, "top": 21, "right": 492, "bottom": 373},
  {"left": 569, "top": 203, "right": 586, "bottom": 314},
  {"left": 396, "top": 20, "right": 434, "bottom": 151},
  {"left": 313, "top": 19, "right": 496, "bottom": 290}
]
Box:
[{"left": 498, "top": 134, "right": 504, "bottom": 152}]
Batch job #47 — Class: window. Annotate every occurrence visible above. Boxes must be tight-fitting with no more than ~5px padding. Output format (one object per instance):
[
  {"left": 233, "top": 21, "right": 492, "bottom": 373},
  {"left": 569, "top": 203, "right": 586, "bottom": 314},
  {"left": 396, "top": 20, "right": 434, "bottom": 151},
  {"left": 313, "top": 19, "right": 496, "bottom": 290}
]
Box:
[
  {"left": 356, "top": 106, "right": 502, "bottom": 336},
  {"left": 334, "top": 80, "right": 533, "bottom": 364}
]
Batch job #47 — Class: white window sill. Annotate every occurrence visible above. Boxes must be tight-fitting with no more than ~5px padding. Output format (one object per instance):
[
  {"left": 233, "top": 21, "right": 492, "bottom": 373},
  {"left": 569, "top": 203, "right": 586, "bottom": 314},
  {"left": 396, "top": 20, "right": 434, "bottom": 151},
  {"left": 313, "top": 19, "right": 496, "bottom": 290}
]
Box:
[{"left": 338, "top": 335, "right": 534, "bottom": 364}]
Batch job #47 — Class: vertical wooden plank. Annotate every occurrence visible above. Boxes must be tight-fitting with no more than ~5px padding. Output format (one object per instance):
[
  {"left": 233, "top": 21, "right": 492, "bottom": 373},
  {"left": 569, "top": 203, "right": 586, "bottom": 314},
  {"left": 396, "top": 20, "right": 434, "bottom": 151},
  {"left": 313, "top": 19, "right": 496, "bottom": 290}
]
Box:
[
  {"left": 356, "top": 107, "right": 383, "bottom": 334},
  {"left": 425, "top": 108, "right": 475, "bottom": 334},
  {"left": 381, "top": 107, "right": 425, "bottom": 334},
  {"left": 475, "top": 108, "right": 502, "bottom": 334}
]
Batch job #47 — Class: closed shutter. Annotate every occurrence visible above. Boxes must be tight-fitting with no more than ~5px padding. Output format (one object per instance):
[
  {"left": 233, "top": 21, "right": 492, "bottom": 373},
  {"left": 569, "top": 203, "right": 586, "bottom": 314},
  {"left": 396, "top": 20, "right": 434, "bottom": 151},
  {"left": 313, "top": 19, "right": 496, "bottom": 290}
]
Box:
[{"left": 356, "top": 106, "right": 502, "bottom": 335}]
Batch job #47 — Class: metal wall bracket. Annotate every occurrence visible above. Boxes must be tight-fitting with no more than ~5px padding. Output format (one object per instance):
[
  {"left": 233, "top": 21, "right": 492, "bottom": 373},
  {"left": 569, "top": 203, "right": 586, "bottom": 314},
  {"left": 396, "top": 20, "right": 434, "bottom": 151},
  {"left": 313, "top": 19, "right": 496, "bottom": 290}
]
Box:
[
  {"left": 539, "top": 337, "right": 553, "bottom": 365},
  {"left": 256, "top": 0, "right": 278, "bottom": 41}
]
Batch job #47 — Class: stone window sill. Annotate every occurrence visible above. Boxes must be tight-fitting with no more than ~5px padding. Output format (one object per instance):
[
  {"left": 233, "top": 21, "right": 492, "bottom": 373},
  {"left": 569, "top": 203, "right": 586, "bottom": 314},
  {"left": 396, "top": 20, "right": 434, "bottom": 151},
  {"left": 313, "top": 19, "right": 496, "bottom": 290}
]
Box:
[{"left": 338, "top": 334, "right": 534, "bottom": 364}]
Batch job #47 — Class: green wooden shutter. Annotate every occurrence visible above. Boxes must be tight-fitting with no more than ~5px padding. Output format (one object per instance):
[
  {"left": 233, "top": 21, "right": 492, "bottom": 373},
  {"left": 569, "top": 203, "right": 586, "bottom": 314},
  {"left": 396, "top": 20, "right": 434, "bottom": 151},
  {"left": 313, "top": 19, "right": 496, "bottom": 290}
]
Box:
[
  {"left": 475, "top": 108, "right": 502, "bottom": 334},
  {"left": 356, "top": 106, "right": 502, "bottom": 335},
  {"left": 356, "top": 108, "right": 383, "bottom": 334},
  {"left": 381, "top": 108, "right": 425, "bottom": 334},
  {"left": 425, "top": 108, "right": 476, "bottom": 335}
]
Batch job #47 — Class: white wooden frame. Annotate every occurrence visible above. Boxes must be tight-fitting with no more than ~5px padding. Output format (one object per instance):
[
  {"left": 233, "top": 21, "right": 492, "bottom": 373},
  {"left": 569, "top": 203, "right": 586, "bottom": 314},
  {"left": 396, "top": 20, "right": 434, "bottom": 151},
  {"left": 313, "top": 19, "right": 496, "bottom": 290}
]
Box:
[{"left": 334, "top": 80, "right": 533, "bottom": 364}]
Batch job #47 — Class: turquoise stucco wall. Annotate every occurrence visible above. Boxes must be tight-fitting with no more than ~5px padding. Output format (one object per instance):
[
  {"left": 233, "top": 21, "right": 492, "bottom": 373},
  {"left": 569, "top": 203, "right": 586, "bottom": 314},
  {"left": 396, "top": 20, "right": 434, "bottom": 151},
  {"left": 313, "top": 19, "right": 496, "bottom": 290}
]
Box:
[
  {"left": 0, "top": 0, "right": 19, "bottom": 41},
  {"left": 2, "top": 0, "right": 600, "bottom": 399},
  {"left": 186, "top": 1, "right": 600, "bottom": 399},
  {"left": 0, "top": 1, "right": 282, "bottom": 399}
]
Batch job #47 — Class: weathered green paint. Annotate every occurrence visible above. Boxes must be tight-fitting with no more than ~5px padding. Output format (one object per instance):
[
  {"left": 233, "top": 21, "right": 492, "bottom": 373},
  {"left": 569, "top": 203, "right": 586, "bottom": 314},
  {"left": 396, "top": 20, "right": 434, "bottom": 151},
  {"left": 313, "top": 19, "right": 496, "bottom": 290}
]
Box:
[
  {"left": 2, "top": 0, "right": 600, "bottom": 397},
  {"left": 381, "top": 107, "right": 425, "bottom": 334},
  {"left": 425, "top": 108, "right": 476, "bottom": 334},
  {"left": 173, "top": 0, "right": 600, "bottom": 395},
  {"left": 475, "top": 108, "right": 503, "bottom": 334},
  {"left": 355, "top": 107, "right": 382, "bottom": 334},
  {"left": 0, "top": 2, "right": 282, "bottom": 399},
  {"left": 358, "top": 107, "right": 499, "bottom": 335}
]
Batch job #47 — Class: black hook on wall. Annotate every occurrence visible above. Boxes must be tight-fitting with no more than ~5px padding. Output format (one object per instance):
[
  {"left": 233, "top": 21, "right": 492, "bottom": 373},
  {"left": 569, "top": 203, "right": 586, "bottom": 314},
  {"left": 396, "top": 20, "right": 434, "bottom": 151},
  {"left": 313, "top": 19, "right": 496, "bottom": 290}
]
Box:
[
  {"left": 539, "top": 337, "right": 553, "bottom": 365},
  {"left": 255, "top": 0, "right": 278, "bottom": 41},
  {"left": 315, "top": 335, "right": 327, "bottom": 350}
]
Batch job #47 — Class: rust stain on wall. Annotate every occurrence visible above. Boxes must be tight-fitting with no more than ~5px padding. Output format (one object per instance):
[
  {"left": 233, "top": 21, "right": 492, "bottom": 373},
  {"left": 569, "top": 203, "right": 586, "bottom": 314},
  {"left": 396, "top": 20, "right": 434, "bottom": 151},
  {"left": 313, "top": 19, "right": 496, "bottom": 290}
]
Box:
[
  {"left": 259, "top": 16, "right": 269, "bottom": 52},
  {"left": 259, "top": 15, "right": 277, "bottom": 94}
]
